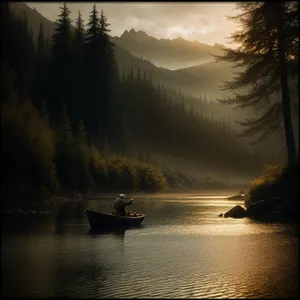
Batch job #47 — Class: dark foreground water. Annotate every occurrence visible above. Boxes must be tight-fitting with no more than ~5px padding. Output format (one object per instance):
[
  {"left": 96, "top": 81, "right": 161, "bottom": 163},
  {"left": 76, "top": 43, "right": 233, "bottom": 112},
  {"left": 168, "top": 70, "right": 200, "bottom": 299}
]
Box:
[{"left": 1, "top": 192, "right": 298, "bottom": 298}]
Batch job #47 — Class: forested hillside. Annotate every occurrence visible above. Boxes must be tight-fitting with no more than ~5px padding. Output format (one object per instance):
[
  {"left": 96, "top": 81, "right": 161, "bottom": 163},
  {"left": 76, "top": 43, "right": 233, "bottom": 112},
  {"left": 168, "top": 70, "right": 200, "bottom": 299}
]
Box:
[
  {"left": 1, "top": 3, "right": 167, "bottom": 202},
  {"left": 1, "top": 2, "right": 275, "bottom": 203},
  {"left": 10, "top": 2, "right": 234, "bottom": 99}
]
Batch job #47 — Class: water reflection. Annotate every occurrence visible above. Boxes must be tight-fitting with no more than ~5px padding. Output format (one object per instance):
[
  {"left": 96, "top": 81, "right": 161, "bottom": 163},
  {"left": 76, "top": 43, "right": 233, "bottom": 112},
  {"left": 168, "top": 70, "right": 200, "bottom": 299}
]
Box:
[
  {"left": 88, "top": 227, "right": 127, "bottom": 239},
  {"left": 1, "top": 194, "right": 298, "bottom": 298}
]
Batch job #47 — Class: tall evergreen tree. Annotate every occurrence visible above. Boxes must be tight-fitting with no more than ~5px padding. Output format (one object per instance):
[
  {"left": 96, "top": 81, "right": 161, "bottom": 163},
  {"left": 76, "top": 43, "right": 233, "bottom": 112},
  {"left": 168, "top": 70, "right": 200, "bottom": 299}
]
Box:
[
  {"left": 84, "top": 4, "right": 103, "bottom": 143},
  {"left": 85, "top": 5, "right": 101, "bottom": 74},
  {"left": 99, "top": 9, "right": 120, "bottom": 140},
  {"left": 74, "top": 10, "right": 85, "bottom": 45},
  {"left": 70, "top": 10, "right": 86, "bottom": 130},
  {"left": 48, "top": 2, "right": 74, "bottom": 120},
  {"left": 214, "top": 2, "right": 298, "bottom": 167}
]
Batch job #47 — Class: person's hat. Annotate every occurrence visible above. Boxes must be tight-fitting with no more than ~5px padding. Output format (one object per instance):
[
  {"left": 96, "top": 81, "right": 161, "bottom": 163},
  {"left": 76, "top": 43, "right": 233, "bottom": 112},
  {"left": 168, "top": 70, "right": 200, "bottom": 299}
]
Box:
[{"left": 119, "top": 193, "right": 126, "bottom": 198}]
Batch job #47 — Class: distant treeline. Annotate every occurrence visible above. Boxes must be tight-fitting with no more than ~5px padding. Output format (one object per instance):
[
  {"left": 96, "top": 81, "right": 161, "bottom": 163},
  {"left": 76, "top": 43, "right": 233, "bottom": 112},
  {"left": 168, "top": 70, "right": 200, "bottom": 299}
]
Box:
[
  {"left": 1, "top": 3, "right": 264, "bottom": 201},
  {"left": 118, "top": 69, "right": 263, "bottom": 172}
]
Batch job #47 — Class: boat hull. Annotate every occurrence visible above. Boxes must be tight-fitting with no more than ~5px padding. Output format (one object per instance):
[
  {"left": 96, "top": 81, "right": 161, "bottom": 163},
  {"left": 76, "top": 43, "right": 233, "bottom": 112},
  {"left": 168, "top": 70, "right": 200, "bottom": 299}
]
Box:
[{"left": 86, "top": 209, "right": 145, "bottom": 229}]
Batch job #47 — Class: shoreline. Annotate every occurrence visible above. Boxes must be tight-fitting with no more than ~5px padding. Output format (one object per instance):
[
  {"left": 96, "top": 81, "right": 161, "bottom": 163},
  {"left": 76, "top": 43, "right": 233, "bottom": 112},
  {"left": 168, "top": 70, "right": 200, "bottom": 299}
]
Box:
[{"left": 1, "top": 187, "right": 243, "bottom": 216}]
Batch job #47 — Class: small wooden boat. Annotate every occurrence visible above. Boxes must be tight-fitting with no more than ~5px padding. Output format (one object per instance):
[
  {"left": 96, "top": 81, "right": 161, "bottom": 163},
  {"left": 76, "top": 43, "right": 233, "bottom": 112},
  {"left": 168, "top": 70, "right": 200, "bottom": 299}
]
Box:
[{"left": 86, "top": 208, "right": 145, "bottom": 229}]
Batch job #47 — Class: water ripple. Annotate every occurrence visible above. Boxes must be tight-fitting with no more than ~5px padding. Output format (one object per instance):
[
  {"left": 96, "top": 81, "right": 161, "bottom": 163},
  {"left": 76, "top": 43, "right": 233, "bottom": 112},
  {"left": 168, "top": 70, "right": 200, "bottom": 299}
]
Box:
[{"left": 2, "top": 195, "right": 298, "bottom": 298}]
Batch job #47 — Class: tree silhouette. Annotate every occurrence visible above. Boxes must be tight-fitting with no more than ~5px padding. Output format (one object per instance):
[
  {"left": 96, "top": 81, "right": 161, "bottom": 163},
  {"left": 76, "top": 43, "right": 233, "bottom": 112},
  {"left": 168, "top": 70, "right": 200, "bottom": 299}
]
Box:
[
  {"left": 48, "top": 2, "right": 73, "bottom": 120},
  {"left": 214, "top": 2, "right": 298, "bottom": 166}
]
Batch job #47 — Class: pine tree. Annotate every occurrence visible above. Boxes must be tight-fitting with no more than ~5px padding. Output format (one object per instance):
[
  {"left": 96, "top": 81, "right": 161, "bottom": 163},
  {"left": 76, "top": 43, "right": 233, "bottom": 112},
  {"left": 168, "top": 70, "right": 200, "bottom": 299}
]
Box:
[
  {"left": 75, "top": 10, "right": 85, "bottom": 44},
  {"left": 99, "top": 9, "right": 119, "bottom": 139},
  {"left": 48, "top": 2, "right": 74, "bottom": 120},
  {"left": 70, "top": 10, "right": 86, "bottom": 129},
  {"left": 50, "top": 3, "right": 73, "bottom": 58},
  {"left": 84, "top": 5, "right": 102, "bottom": 141},
  {"left": 74, "top": 9, "right": 85, "bottom": 62},
  {"left": 214, "top": 2, "right": 298, "bottom": 166},
  {"left": 85, "top": 5, "right": 101, "bottom": 70}
]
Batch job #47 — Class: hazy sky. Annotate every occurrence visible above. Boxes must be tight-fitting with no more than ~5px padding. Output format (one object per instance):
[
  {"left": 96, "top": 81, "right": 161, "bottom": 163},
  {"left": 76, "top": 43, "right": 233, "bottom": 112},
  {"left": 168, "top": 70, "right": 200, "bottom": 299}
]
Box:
[{"left": 26, "top": 2, "right": 239, "bottom": 46}]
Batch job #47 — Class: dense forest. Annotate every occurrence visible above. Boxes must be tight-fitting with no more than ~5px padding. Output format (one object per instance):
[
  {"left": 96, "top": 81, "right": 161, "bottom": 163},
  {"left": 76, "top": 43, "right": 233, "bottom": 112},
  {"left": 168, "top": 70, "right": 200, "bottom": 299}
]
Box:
[
  {"left": 1, "top": 3, "right": 168, "bottom": 202},
  {"left": 1, "top": 3, "right": 271, "bottom": 202}
]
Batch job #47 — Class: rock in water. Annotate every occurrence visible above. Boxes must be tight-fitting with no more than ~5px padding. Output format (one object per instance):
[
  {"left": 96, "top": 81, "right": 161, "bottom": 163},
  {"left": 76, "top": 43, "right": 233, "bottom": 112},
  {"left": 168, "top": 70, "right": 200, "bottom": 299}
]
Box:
[
  {"left": 227, "top": 194, "right": 245, "bottom": 200},
  {"left": 224, "top": 205, "right": 247, "bottom": 218}
]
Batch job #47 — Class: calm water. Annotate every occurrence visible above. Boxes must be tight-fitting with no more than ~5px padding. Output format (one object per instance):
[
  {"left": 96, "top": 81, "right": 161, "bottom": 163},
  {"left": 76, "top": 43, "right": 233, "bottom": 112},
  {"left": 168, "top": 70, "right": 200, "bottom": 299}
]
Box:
[{"left": 1, "top": 192, "right": 299, "bottom": 298}]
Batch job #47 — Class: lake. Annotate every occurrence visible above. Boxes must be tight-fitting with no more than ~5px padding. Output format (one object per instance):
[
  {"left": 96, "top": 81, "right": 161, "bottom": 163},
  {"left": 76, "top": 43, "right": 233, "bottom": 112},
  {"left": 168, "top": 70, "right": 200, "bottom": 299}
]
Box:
[{"left": 1, "top": 192, "right": 298, "bottom": 298}]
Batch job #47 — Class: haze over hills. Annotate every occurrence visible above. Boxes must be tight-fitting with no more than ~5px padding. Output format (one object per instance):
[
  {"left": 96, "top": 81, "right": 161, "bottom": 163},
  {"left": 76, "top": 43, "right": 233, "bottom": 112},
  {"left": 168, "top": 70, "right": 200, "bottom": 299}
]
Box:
[
  {"left": 12, "top": 2, "right": 234, "bottom": 100},
  {"left": 11, "top": 2, "right": 261, "bottom": 138},
  {"left": 10, "top": 2, "right": 264, "bottom": 128},
  {"left": 6, "top": 2, "right": 286, "bottom": 185},
  {"left": 10, "top": 2, "right": 58, "bottom": 40},
  {"left": 112, "top": 28, "right": 226, "bottom": 70},
  {"left": 176, "top": 61, "right": 238, "bottom": 87}
]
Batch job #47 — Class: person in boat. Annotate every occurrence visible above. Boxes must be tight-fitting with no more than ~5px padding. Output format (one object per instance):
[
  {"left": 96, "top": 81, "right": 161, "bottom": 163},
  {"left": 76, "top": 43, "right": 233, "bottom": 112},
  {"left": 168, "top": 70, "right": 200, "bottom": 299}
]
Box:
[{"left": 113, "top": 193, "right": 133, "bottom": 216}]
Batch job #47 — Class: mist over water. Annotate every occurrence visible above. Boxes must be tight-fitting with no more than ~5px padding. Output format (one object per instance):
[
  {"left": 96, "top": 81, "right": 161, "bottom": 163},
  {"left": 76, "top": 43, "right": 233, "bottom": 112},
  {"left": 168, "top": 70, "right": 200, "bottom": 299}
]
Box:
[
  {"left": 2, "top": 2, "right": 298, "bottom": 299},
  {"left": 2, "top": 192, "right": 298, "bottom": 298}
]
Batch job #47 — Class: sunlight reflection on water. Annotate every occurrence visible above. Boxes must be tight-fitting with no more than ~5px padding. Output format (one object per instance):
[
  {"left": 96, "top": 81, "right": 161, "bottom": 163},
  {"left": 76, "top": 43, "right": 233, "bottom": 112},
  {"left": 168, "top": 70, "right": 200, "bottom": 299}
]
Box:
[{"left": 1, "top": 192, "right": 298, "bottom": 298}]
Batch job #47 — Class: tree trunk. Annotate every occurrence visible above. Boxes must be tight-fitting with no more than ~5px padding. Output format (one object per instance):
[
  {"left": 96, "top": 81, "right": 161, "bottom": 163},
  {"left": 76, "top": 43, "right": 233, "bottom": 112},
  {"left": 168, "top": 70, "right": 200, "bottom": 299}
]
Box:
[{"left": 276, "top": 7, "right": 297, "bottom": 167}]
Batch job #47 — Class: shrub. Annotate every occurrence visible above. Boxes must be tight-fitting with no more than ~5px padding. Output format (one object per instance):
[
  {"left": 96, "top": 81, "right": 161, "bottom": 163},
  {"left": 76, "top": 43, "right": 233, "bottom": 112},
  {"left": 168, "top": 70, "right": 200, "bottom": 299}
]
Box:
[
  {"left": 136, "top": 163, "right": 167, "bottom": 192},
  {"left": 246, "top": 163, "right": 298, "bottom": 211},
  {"left": 1, "top": 98, "right": 58, "bottom": 201},
  {"left": 90, "top": 145, "right": 108, "bottom": 191},
  {"left": 89, "top": 149, "right": 167, "bottom": 192}
]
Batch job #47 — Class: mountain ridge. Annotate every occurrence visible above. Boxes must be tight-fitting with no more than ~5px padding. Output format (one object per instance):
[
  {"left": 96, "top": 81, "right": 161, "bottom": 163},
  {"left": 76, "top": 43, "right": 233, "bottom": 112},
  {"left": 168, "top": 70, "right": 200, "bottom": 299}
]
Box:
[
  {"left": 118, "top": 28, "right": 226, "bottom": 49},
  {"left": 112, "top": 28, "right": 227, "bottom": 70},
  {"left": 10, "top": 2, "right": 233, "bottom": 99}
]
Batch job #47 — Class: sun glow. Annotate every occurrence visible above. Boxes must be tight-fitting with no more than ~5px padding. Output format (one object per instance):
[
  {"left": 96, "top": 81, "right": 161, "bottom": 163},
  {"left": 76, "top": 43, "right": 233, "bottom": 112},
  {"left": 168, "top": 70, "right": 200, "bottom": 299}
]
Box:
[{"left": 165, "top": 26, "right": 195, "bottom": 39}]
